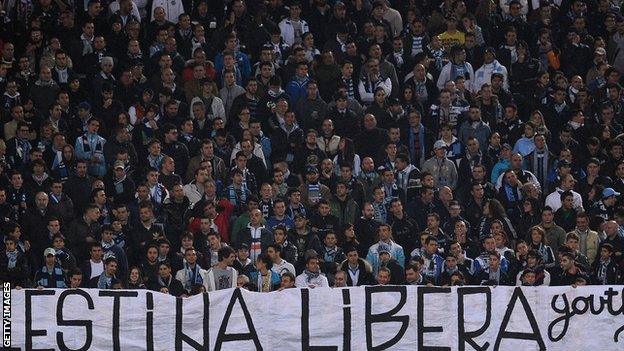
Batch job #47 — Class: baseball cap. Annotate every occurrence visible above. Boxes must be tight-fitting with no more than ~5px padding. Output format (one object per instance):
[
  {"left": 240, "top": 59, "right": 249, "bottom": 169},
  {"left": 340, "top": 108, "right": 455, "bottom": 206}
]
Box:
[
  {"left": 501, "top": 143, "right": 512, "bottom": 150},
  {"left": 78, "top": 101, "right": 91, "bottom": 111},
  {"left": 113, "top": 160, "right": 125, "bottom": 170},
  {"left": 377, "top": 243, "right": 391, "bottom": 255},
  {"left": 306, "top": 166, "right": 319, "bottom": 174},
  {"left": 433, "top": 140, "right": 446, "bottom": 150},
  {"left": 44, "top": 248, "right": 56, "bottom": 257},
  {"left": 237, "top": 243, "right": 249, "bottom": 250},
  {"left": 602, "top": 187, "right": 621, "bottom": 199},
  {"left": 388, "top": 97, "right": 401, "bottom": 105}
]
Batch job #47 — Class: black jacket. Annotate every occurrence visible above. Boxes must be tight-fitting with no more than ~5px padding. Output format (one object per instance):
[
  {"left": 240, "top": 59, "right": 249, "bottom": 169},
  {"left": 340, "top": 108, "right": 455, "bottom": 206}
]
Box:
[
  {"left": 147, "top": 275, "right": 186, "bottom": 296},
  {"left": 339, "top": 258, "right": 375, "bottom": 286}
]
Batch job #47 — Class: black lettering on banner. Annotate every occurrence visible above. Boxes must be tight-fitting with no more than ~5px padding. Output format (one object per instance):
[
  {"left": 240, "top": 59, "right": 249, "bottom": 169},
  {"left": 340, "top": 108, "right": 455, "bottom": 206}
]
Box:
[
  {"left": 300, "top": 289, "right": 338, "bottom": 351},
  {"left": 494, "top": 287, "right": 545, "bottom": 350},
  {"left": 548, "top": 288, "right": 624, "bottom": 343},
  {"left": 214, "top": 288, "right": 262, "bottom": 350},
  {"left": 417, "top": 287, "right": 451, "bottom": 351},
  {"left": 457, "top": 287, "right": 491, "bottom": 351},
  {"left": 146, "top": 292, "right": 154, "bottom": 351},
  {"left": 25, "top": 289, "right": 55, "bottom": 351},
  {"left": 99, "top": 290, "right": 138, "bottom": 351},
  {"left": 365, "top": 285, "right": 409, "bottom": 351},
  {"left": 56, "top": 289, "right": 94, "bottom": 351},
  {"left": 175, "top": 293, "right": 210, "bottom": 351},
  {"left": 342, "top": 289, "right": 351, "bottom": 351}
]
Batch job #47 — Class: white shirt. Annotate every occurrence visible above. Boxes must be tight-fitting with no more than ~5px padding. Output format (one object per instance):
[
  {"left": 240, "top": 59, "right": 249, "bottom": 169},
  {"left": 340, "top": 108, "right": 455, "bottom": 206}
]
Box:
[
  {"left": 150, "top": 0, "right": 184, "bottom": 23},
  {"left": 90, "top": 260, "right": 104, "bottom": 279},
  {"left": 544, "top": 188, "right": 583, "bottom": 212},
  {"left": 271, "top": 259, "right": 296, "bottom": 276},
  {"left": 295, "top": 272, "right": 329, "bottom": 288}
]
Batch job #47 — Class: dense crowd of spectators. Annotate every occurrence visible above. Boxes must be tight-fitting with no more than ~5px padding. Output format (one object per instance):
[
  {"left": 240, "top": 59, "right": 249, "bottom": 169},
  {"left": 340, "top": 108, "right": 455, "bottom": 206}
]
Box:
[{"left": 1, "top": 0, "right": 624, "bottom": 295}]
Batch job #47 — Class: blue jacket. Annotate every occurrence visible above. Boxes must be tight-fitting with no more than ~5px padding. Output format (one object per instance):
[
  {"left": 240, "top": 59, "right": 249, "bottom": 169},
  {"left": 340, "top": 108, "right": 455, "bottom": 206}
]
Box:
[
  {"left": 75, "top": 132, "right": 107, "bottom": 177},
  {"left": 366, "top": 240, "right": 406, "bottom": 276},
  {"left": 491, "top": 158, "right": 510, "bottom": 183},
  {"left": 214, "top": 51, "right": 251, "bottom": 82},
  {"left": 285, "top": 76, "right": 310, "bottom": 106}
]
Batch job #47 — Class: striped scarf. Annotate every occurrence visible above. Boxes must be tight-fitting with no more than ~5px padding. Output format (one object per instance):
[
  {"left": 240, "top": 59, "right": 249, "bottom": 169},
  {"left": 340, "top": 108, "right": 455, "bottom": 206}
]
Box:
[
  {"left": 307, "top": 183, "right": 321, "bottom": 204},
  {"left": 184, "top": 263, "right": 204, "bottom": 290},
  {"left": 5, "top": 250, "right": 18, "bottom": 269},
  {"left": 97, "top": 272, "right": 114, "bottom": 289},
  {"left": 227, "top": 184, "right": 248, "bottom": 205},
  {"left": 37, "top": 264, "right": 67, "bottom": 288}
]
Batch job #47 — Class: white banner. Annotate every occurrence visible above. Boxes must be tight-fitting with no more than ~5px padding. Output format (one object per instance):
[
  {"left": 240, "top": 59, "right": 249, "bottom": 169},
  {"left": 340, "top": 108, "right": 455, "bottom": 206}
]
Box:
[{"left": 4, "top": 285, "right": 624, "bottom": 350}]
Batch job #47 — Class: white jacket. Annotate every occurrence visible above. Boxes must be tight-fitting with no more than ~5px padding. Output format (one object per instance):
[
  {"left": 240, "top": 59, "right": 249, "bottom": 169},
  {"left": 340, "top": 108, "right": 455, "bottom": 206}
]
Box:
[
  {"left": 545, "top": 188, "right": 584, "bottom": 212},
  {"left": 279, "top": 18, "right": 310, "bottom": 46},
  {"left": 472, "top": 60, "right": 508, "bottom": 93},
  {"left": 108, "top": 1, "right": 141, "bottom": 22},
  {"left": 229, "top": 142, "right": 267, "bottom": 166},
  {"left": 436, "top": 61, "right": 475, "bottom": 90},
  {"left": 189, "top": 96, "right": 226, "bottom": 124},
  {"left": 150, "top": 0, "right": 184, "bottom": 23},
  {"left": 295, "top": 272, "right": 329, "bottom": 288},
  {"left": 358, "top": 76, "right": 392, "bottom": 103},
  {"left": 175, "top": 265, "right": 207, "bottom": 291},
  {"left": 271, "top": 259, "right": 296, "bottom": 276},
  {"left": 202, "top": 267, "right": 238, "bottom": 291}
]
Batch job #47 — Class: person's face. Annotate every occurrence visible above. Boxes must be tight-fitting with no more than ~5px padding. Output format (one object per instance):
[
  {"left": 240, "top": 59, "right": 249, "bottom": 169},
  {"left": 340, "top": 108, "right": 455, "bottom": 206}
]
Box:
[
  {"left": 605, "top": 221, "right": 619, "bottom": 236},
  {"left": 426, "top": 240, "right": 438, "bottom": 254},
  {"left": 454, "top": 222, "right": 467, "bottom": 237},
  {"left": 521, "top": 271, "right": 536, "bottom": 285},
  {"left": 90, "top": 246, "right": 103, "bottom": 260},
  {"left": 315, "top": 202, "right": 329, "bottom": 216},
  {"left": 139, "top": 207, "right": 153, "bottom": 222},
  {"left": 105, "top": 261, "right": 118, "bottom": 275},
  {"left": 94, "top": 190, "right": 106, "bottom": 205},
  {"left": 250, "top": 210, "right": 262, "bottom": 225},
  {"left": 52, "top": 235, "right": 65, "bottom": 248},
  {"left": 159, "top": 265, "right": 171, "bottom": 278},
  {"left": 17, "top": 124, "right": 30, "bottom": 139},
  {"left": 445, "top": 256, "right": 458, "bottom": 269},
  {"left": 489, "top": 255, "right": 500, "bottom": 269},
  {"left": 47, "top": 218, "right": 61, "bottom": 235},
  {"left": 560, "top": 257, "right": 573, "bottom": 270},
  {"left": 575, "top": 215, "right": 589, "bottom": 230},
  {"left": 199, "top": 142, "right": 214, "bottom": 158},
  {"left": 599, "top": 247, "right": 612, "bottom": 260},
  {"left": 306, "top": 258, "right": 320, "bottom": 273},
  {"left": 185, "top": 249, "right": 197, "bottom": 264},
  {"left": 33, "top": 192, "right": 48, "bottom": 208},
  {"left": 483, "top": 238, "right": 496, "bottom": 252},
  {"left": 86, "top": 119, "right": 100, "bottom": 134},
  {"left": 219, "top": 252, "right": 234, "bottom": 266},
  {"left": 505, "top": 172, "right": 518, "bottom": 185},
  {"left": 146, "top": 247, "right": 158, "bottom": 262},
  {"left": 362, "top": 204, "right": 374, "bottom": 219},
  {"left": 70, "top": 274, "right": 82, "bottom": 287},
  {"left": 128, "top": 268, "right": 140, "bottom": 284},
  {"left": 159, "top": 243, "right": 170, "bottom": 257}
]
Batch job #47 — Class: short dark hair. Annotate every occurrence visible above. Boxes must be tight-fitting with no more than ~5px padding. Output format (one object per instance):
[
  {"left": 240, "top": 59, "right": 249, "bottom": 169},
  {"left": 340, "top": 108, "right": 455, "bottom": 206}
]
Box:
[
  {"left": 256, "top": 253, "right": 273, "bottom": 270},
  {"left": 218, "top": 246, "right": 235, "bottom": 261}
]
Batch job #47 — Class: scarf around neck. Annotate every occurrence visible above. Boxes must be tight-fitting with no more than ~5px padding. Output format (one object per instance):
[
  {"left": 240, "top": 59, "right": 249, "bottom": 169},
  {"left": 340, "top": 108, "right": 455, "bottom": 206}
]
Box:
[{"left": 304, "top": 269, "right": 320, "bottom": 283}]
